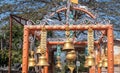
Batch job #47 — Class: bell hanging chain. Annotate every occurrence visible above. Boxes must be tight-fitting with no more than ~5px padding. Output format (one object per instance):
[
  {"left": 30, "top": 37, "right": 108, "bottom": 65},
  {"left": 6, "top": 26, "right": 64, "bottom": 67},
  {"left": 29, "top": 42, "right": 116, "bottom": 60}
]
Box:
[
  {"left": 88, "top": 28, "right": 94, "bottom": 54},
  {"left": 40, "top": 26, "right": 47, "bottom": 55}
]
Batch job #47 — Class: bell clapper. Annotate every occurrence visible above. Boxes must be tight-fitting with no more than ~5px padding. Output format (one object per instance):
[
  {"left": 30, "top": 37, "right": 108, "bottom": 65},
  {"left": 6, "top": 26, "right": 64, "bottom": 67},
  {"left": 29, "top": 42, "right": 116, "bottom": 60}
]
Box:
[{"left": 67, "top": 61, "right": 75, "bottom": 73}]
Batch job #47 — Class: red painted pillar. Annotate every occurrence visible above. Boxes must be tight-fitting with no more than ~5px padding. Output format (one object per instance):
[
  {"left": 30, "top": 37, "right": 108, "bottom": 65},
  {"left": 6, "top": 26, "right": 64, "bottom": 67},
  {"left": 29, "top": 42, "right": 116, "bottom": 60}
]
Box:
[
  {"left": 97, "top": 44, "right": 101, "bottom": 73},
  {"left": 107, "top": 25, "right": 114, "bottom": 73},
  {"left": 44, "top": 46, "right": 49, "bottom": 73},
  {"left": 89, "top": 66, "right": 95, "bottom": 73},
  {"left": 22, "top": 26, "right": 29, "bottom": 73},
  {"left": 42, "top": 68, "right": 45, "bottom": 73}
]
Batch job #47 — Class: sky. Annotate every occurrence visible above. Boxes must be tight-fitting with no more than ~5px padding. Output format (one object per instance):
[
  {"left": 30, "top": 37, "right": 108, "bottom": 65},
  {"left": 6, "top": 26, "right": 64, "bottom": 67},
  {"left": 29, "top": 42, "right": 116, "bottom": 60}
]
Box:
[{"left": 0, "top": 0, "right": 120, "bottom": 39}]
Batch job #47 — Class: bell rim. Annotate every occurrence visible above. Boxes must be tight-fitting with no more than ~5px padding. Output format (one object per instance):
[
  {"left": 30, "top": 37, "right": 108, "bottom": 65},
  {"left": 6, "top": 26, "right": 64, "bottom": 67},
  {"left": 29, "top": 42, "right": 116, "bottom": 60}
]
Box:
[
  {"left": 29, "top": 58, "right": 35, "bottom": 61},
  {"left": 36, "top": 63, "right": 49, "bottom": 66}
]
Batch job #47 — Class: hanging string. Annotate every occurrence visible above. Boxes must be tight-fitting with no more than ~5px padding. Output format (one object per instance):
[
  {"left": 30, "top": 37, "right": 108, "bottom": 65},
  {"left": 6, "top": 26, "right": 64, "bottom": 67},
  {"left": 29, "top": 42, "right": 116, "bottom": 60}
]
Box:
[
  {"left": 66, "top": 0, "right": 71, "bottom": 25},
  {"left": 69, "top": 12, "right": 74, "bottom": 38}
]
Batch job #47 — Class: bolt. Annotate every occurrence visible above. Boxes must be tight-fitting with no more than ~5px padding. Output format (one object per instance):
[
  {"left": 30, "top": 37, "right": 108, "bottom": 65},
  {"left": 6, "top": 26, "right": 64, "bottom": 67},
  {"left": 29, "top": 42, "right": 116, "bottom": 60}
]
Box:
[
  {"left": 24, "top": 34, "right": 27, "bottom": 36},
  {"left": 110, "top": 35, "right": 112, "bottom": 37},
  {"left": 110, "top": 42, "right": 112, "bottom": 44}
]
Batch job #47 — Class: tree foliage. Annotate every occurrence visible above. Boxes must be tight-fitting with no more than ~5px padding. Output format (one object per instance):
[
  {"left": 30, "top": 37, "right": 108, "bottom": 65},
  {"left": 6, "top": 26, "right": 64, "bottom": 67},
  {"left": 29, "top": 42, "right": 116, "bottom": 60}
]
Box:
[{"left": 0, "top": 24, "right": 23, "bottom": 66}]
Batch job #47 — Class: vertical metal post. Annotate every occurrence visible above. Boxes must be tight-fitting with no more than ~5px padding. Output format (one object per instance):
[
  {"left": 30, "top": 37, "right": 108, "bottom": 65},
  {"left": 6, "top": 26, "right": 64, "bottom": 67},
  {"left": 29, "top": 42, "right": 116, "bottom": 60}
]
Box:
[
  {"left": 51, "top": 50, "right": 54, "bottom": 73},
  {"left": 107, "top": 25, "right": 114, "bottom": 73},
  {"left": 44, "top": 45, "right": 49, "bottom": 73},
  {"left": 22, "top": 26, "right": 29, "bottom": 73},
  {"left": 8, "top": 15, "right": 12, "bottom": 73},
  {"left": 76, "top": 51, "right": 78, "bottom": 73},
  {"left": 97, "top": 44, "right": 101, "bottom": 73},
  {"left": 42, "top": 68, "right": 45, "bottom": 73}
]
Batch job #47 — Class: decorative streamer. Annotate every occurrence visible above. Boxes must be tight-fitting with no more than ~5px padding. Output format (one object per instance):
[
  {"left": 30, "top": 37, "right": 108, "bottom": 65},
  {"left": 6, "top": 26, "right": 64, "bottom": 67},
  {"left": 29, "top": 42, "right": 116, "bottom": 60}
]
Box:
[
  {"left": 57, "top": 45, "right": 61, "bottom": 56},
  {"left": 85, "top": 47, "right": 88, "bottom": 56}
]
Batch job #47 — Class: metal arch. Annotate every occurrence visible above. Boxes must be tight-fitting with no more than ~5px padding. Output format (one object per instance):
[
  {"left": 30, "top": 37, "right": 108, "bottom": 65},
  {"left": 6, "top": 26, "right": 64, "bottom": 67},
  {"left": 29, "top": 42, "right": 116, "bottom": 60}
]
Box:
[{"left": 50, "top": 5, "right": 96, "bottom": 19}]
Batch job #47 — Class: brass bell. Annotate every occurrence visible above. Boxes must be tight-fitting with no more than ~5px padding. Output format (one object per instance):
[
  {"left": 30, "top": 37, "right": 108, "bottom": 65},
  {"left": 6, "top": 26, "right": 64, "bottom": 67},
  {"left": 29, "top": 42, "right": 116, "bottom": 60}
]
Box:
[
  {"left": 63, "top": 38, "right": 74, "bottom": 51},
  {"left": 102, "top": 58, "right": 108, "bottom": 68},
  {"left": 84, "top": 60, "right": 88, "bottom": 68},
  {"left": 66, "top": 50, "right": 76, "bottom": 61},
  {"left": 85, "top": 55, "right": 95, "bottom": 67},
  {"left": 29, "top": 50, "right": 36, "bottom": 67},
  {"left": 56, "top": 56, "right": 61, "bottom": 60},
  {"left": 98, "top": 60, "right": 102, "bottom": 68},
  {"left": 37, "top": 55, "right": 49, "bottom": 67},
  {"left": 29, "top": 57, "right": 36, "bottom": 67},
  {"left": 36, "top": 46, "right": 42, "bottom": 54},
  {"left": 56, "top": 61, "right": 62, "bottom": 69}
]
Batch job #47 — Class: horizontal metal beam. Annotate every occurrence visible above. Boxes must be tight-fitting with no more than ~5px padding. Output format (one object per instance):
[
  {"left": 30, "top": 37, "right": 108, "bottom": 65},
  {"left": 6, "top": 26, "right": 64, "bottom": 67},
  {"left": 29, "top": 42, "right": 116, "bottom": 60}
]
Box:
[
  {"left": 25, "top": 24, "right": 112, "bottom": 30},
  {"left": 47, "top": 41, "right": 99, "bottom": 45}
]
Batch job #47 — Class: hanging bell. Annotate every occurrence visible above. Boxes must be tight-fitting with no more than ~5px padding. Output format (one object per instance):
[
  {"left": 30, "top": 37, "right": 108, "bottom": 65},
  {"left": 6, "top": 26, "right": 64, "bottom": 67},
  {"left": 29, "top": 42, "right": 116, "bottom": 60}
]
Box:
[
  {"left": 29, "top": 50, "right": 36, "bottom": 67},
  {"left": 63, "top": 38, "right": 74, "bottom": 51},
  {"left": 36, "top": 46, "right": 42, "bottom": 54},
  {"left": 85, "top": 55, "right": 95, "bottom": 67},
  {"left": 102, "top": 58, "right": 108, "bottom": 68},
  {"left": 56, "top": 56, "right": 61, "bottom": 60},
  {"left": 29, "top": 57, "right": 36, "bottom": 67},
  {"left": 84, "top": 60, "right": 88, "bottom": 68},
  {"left": 98, "top": 60, "right": 103, "bottom": 68},
  {"left": 66, "top": 50, "right": 76, "bottom": 61},
  {"left": 56, "top": 61, "right": 62, "bottom": 69},
  {"left": 37, "top": 55, "right": 49, "bottom": 67}
]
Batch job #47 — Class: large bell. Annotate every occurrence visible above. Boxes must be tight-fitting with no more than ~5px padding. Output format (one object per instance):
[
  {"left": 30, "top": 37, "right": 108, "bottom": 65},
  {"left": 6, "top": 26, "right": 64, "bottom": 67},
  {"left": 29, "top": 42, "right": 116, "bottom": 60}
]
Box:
[
  {"left": 29, "top": 58, "right": 36, "bottom": 67},
  {"left": 63, "top": 39, "right": 74, "bottom": 51},
  {"left": 66, "top": 50, "right": 76, "bottom": 61},
  {"left": 85, "top": 55, "right": 95, "bottom": 67},
  {"left": 102, "top": 58, "right": 108, "bottom": 68},
  {"left": 98, "top": 60, "right": 103, "bottom": 68},
  {"left": 37, "top": 55, "right": 49, "bottom": 67}
]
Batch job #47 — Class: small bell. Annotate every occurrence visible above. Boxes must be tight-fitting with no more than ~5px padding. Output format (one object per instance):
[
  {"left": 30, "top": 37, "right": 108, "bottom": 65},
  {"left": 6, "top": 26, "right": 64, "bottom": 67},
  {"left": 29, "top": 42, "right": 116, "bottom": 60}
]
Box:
[
  {"left": 84, "top": 60, "right": 88, "bottom": 68},
  {"left": 56, "top": 61, "right": 62, "bottom": 69},
  {"left": 85, "top": 55, "right": 95, "bottom": 67},
  {"left": 63, "top": 39, "right": 74, "bottom": 51},
  {"left": 36, "top": 46, "right": 42, "bottom": 54},
  {"left": 37, "top": 55, "right": 49, "bottom": 67},
  {"left": 66, "top": 50, "right": 76, "bottom": 61},
  {"left": 98, "top": 60, "right": 102, "bottom": 68},
  {"left": 29, "top": 51, "right": 36, "bottom": 67},
  {"left": 29, "top": 58, "right": 36, "bottom": 67},
  {"left": 102, "top": 58, "right": 108, "bottom": 68}
]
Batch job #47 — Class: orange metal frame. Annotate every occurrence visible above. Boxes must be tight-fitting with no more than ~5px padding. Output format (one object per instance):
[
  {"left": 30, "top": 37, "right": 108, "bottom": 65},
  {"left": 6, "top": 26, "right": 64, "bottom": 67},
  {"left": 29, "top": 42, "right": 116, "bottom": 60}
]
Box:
[{"left": 22, "top": 24, "right": 114, "bottom": 73}]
